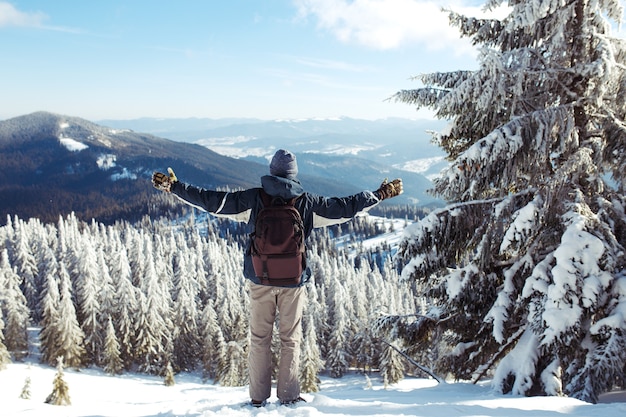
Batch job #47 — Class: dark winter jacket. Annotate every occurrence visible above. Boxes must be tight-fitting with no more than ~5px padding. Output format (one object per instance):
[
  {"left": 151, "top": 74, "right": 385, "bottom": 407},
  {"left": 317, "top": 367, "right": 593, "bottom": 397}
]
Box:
[{"left": 170, "top": 175, "right": 381, "bottom": 286}]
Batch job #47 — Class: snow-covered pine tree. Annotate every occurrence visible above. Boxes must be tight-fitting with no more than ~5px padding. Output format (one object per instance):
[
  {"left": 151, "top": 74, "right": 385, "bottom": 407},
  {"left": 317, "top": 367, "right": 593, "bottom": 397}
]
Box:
[
  {"left": 270, "top": 323, "right": 280, "bottom": 381},
  {"left": 163, "top": 361, "right": 175, "bottom": 386},
  {"left": 199, "top": 300, "right": 225, "bottom": 381},
  {"left": 0, "top": 249, "right": 29, "bottom": 360},
  {"left": 102, "top": 316, "right": 123, "bottom": 375},
  {"left": 38, "top": 252, "right": 61, "bottom": 366},
  {"left": 135, "top": 237, "right": 171, "bottom": 375},
  {"left": 352, "top": 320, "right": 379, "bottom": 373},
  {"left": 189, "top": 236, "right": 210, "bottom": 305},
  {"left": 379, "top": 341, "right": 405, "bottom": 388},
  {"left": 0, "top": 308, "right": 11, "bottom": 369},
  {"left": 45, "top": 356, "right": 71, "bottom": 406},
  {"left": 392, "top": 0, "right": 626, "bottom": 403},
  {"left": 219, "top": 341, "right": 248, "bottom": 387},
  {"left": 108, "top": 240, "right": 138, "bottom": 369},
  {"left": 305, "top": 250, "right": 331, "bottom": 360},
  {"left": 127, "top": 230, "right": 145, "bottom": 288},
  {"left": 19, "top": 375, "right": 31, "bottom": 399},
  {"left": 325, "top": 274, "right": 351, "bottom": 378},
  {"left": 94, "top": 245, "right": 115, "bottom": 366},
  {"left": 74, "top": 239, "right": 103, "bottom": 366},
  {"left": 11, "top": 220, "right": 39, "bottom": 320},
  {"left": 55, "top": 263, "right": 85, "bottom": 368},
  {"left": 171, "top": 251, "right": 201, "bottom": 372},
  {"left": 31, "top": 220, "right": 55, "bottom": 323},
  {"left": 347, "top": 266, "right": 371, "bottom": 370},
  {"left": 134, "top": 262, "right": 167, "bottom": 375},
  {"left": 299, "top": 302, "right": 324, "bottom": 393}
]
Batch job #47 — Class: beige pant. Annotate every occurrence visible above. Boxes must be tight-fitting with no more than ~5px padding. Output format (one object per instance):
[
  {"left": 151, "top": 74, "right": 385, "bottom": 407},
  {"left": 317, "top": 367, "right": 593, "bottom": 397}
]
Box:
[{"left": 248, "top": 283, "right": 305, "bottom": 402}]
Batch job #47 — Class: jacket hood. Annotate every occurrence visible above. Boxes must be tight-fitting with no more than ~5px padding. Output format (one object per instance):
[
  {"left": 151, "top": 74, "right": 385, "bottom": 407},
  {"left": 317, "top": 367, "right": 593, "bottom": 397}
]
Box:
[{"left": 261, "top": 175, "right": 304, "bottom": 199}]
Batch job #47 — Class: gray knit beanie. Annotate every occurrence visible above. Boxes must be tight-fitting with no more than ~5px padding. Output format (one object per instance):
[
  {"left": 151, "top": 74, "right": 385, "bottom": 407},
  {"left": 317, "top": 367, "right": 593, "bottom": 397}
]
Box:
[{"left": 269, "top": 149, "right": 298, "bottom": 179}]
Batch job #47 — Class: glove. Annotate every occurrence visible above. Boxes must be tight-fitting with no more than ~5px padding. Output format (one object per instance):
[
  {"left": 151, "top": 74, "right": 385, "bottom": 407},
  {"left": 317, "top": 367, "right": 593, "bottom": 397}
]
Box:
[
  {"left": 375, "top": 178, "right": 403, "bottom": 200},
  {"left": 152, "top": 167, "right": 178, "bottom": 192}
]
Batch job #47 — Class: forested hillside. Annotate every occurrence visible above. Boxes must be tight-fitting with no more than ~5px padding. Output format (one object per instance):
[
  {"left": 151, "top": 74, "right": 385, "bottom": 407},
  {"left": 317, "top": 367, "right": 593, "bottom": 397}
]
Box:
[{"left": 0, "top": 212, "right": 420, "bottom": 390}]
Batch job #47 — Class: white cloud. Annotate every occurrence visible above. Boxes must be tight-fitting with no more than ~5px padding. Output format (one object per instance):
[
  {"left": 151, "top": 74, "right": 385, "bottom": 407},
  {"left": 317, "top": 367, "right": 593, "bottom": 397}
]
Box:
[
  {"left": 0, "top": 2, "right": 46, "bottom": 27},
  {"left": 294, "top": 0, "right": 510, "bottom": 56},
  {"left": 0, "top": 1, "right": 81, "bottom": 33}
]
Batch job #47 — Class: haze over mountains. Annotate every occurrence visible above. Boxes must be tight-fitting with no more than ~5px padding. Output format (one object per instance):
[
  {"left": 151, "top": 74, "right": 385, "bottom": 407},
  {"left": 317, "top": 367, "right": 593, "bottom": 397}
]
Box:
[
  {"left": 100, "top": 116, "right": 449, "bottom": 182},
  {"left": 101, "top": 116, "right": 450, "bottom": 205},
  {"left": 0, "top": 112, "right": 447, "bottom": 224}
]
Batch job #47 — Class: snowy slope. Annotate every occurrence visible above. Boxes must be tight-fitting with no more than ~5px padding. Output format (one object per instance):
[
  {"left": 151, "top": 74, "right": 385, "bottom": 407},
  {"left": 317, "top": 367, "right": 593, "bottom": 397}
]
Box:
[{"left": 2, "top": 361, "right": 625, "bottom": 417}]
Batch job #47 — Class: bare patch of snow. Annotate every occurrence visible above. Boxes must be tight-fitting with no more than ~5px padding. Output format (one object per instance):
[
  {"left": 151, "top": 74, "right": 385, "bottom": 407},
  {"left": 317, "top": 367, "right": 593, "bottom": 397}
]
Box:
[
  {"left": 195, "top": 136, "right": 264, "bottom": 158},
  {"left": 97, "top": 154, "right": 117, "bottom": 170},
  {"left": 294, "top": 143, "right": 381, "bottom": 156},
  {"left": 111, "top": 168, "right": 137, "bottom": 181},
  {"left": 59, "top": 137, "right": 88, "bottom": 152},
  {"left": 394, "top": 156, "right": 446, "bottom": 174}
]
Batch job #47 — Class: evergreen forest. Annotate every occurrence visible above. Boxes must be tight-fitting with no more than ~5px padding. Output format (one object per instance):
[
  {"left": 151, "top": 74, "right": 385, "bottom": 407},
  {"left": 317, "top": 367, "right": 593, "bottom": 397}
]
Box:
[{"left": 0, "top": 210, "right": 421, "bottom": 392}]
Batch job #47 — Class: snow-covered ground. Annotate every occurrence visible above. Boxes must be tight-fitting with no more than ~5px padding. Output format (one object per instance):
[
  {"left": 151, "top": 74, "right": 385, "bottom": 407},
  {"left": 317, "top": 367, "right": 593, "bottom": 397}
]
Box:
[
  {"left": 2, "top": 361, "right": 625, "bottom": 417},
  {"left": 333, "top": 215, "right": 408, "bottom": 252}
]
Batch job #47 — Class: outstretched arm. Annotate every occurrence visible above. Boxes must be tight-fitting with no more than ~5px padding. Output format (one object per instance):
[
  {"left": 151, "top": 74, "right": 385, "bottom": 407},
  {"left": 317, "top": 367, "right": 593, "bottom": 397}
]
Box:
[
  {"left": 308, "top": 178, "right": 403, "bottom": 228},
  {"left": 152, "top": 168, "right": 258, "bottom": 222}
]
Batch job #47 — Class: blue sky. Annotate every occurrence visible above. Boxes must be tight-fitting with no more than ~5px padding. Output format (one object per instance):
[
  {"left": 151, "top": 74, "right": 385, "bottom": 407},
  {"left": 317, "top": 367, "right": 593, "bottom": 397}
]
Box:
[{"left": 0, "top": 1, "right": 605, "bottom": 121}]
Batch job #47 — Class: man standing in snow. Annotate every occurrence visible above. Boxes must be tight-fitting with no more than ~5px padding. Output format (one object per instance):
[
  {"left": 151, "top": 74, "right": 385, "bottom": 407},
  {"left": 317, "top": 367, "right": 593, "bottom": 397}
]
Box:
[{"left": 152, "top": 149, "right": 403, "bottom": 406}]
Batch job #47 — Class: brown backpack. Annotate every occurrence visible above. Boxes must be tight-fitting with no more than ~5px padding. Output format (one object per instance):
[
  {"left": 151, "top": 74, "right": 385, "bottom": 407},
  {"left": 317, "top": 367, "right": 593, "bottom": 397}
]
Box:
[{"left": 250, "top": 190, "right": 305, "bottom": 286}]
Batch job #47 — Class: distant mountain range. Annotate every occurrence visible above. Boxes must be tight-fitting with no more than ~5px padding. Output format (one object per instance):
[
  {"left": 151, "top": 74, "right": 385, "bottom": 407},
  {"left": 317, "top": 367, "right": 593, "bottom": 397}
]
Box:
[
  {"left": 100, "top": 116, "right": 450, "bottom": 204},
  {"left": 0, "top": 112, "right": 447, "bottom": 224},
  {"left": 99, "top": 116, "right": 449, "bottom": 181}
]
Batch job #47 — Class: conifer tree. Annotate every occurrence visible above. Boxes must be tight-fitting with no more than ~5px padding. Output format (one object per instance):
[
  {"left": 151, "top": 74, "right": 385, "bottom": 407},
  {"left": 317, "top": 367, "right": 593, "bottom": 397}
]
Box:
[
  {"left": 164, "top": 361, "right": 175, "bottom": 386},
  {"left": 95, "top": 246, "right": 115, "bottom": 365},
  {"left": 393, "top": 0, "right": 626, "bottom": 402},
  {"left": 31, "top": 224, "right": 56, "bottom": 322},
  {"left": 0, "top": 309, "right": 11, "bottom": 369},
  {"left": 55, "top": 263, "right": 85, "bottom": 368},
  {"left": 219, "top": 341, "right": 248, "bottom": 387},
  {"left": 352, "top": 323, "right": 379, "bottom": 374},
  {"left": 20, "top": 376, "right": 31, "bottom": 399},
  {"left": 171, "top": 251, "right": 200, "bottom": 372},
  {"left": 39, "top": 254, "right": 61, "bottom": 366},
  {"left": 135, "top": 236, "right": 171, "bottom": 375},
  {"left": 380, "top": 342, "right": 405, "bottom": 388},
  {"left": 200, "top": 300, "right": 226, "bottom": 381},
  {"left": 11, "top": 222, "right": 39, "bottom": 319},
  {"left": 349, "top": 267, "right": 379, "bottom": 372},
  {"left": 127, "top": 231, "right": 145, "bottom": 287},
  {"left": 109, "top": 244, "right": 138, "bottom": 369},
  {"left": 271, "top": 324, "right": 280, "bottom": 381},
  {"left": 300, "top": 305, "right": 323, "bottom": 393},
  {"left": 0, "top": 249, "right": 30, "bottom": 360},
  {"left": 75, "top": 240, "right": 102, "bottom": 366},
  {"left": 325, "top": 277, "right": 351, "bottom": 378},
  {"left": 102, "top": 317, "right": 123, "bottom": 375},
  {"left": 45, "top": 356, "right": 71, "bottom": 406}
]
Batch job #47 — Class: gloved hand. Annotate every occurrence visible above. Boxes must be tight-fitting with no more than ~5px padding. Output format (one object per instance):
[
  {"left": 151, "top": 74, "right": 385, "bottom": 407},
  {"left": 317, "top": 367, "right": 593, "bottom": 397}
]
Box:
[
  {"left": 152, "top": 167, "right": 178, "bottom": 192},
  {"left": 375, "top": 178, "right": 403, "bottom": 200}
]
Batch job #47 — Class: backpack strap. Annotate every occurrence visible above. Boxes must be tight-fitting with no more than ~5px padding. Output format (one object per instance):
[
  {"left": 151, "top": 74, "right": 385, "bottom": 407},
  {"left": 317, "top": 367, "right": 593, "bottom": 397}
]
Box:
[{"left": 259, "top": 188, "right": 298, "bottom": 207}]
